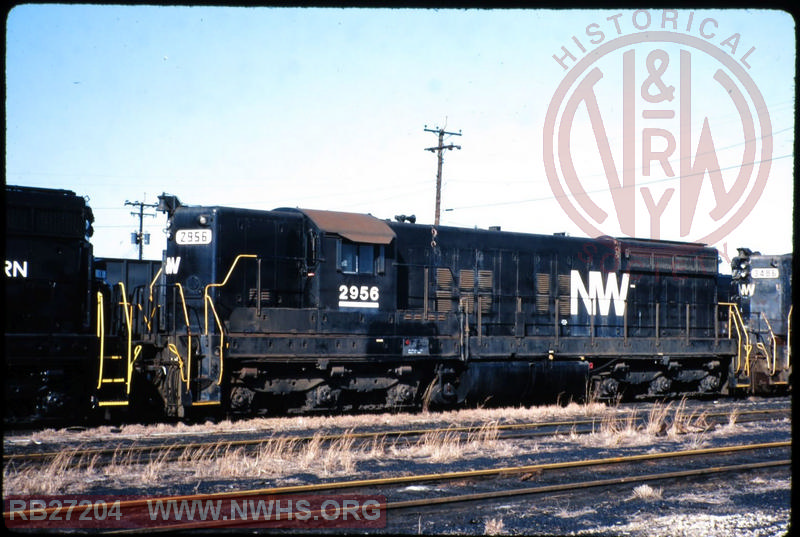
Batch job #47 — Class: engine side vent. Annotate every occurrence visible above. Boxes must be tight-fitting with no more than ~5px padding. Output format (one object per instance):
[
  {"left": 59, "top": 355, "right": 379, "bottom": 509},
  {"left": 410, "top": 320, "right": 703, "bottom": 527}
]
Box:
[
  {"left": 536, "top": 273, "right": 550, "bottom": 313},
  {"left": 558, "top": 274, "right": 571, "bottom": 316}
]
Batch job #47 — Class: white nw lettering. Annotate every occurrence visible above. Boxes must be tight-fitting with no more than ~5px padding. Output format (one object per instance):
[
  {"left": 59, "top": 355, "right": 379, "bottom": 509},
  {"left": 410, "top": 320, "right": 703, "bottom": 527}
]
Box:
[
  {"left": 164, "top": 256, "right": 182, "bottom": 275},
  {"left": 570, "top": 270, "right": 630, "bottom": 316},
  {"left": 738, "top": 283, "right": 755, "bottom": 297}
]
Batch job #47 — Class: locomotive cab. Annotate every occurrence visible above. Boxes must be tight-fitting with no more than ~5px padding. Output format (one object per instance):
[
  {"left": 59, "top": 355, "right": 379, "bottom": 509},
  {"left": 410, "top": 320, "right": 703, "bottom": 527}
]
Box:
[
  {"left": 152, "top": 200, "right": 408, "bottom": 416},
  {"left": 294, "top": 208, "right": 397, "bottom": 313}
]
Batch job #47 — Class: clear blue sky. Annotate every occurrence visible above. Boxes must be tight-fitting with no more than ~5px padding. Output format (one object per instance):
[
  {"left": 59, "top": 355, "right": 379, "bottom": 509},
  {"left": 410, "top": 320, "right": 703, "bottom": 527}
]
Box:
[{"left": 6, "top": 6, "right": 795, "bottom": 264}]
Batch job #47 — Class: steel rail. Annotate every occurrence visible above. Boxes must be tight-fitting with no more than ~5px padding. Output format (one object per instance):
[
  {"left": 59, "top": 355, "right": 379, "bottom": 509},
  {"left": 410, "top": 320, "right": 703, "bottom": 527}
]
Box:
[
  {"left": 128, "top": 459, "right": 792, "bottom": 532},
  {"left": 387, "top": 460, "right": 792, "bottom": 511}
]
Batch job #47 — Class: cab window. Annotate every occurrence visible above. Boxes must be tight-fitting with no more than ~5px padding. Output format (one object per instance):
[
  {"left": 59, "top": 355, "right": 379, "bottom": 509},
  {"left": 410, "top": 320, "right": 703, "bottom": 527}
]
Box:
[{"left": 338, "top": 241, "right": 384, "bottom": 274}]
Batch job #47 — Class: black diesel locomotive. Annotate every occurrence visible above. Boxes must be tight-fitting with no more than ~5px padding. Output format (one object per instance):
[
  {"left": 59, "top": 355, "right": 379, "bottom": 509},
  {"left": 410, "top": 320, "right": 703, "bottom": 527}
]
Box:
[
  {"left": 3, "top": 185, "right": 792, "bottom": 423},
  {"left": 119, "top": 194, "right": 781, "bottom": 418},
  {"left": 730, "top": 248, "right": 793, "bottom": 393},
  {"left": 4, "top": 186, "right": 97, "bottom": 422}
]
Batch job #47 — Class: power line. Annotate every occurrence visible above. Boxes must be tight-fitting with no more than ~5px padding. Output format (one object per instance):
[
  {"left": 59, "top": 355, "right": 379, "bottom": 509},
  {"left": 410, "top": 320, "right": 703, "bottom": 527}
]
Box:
[{"left": 446, "top": 152, "right": 794, "bottom": 212}]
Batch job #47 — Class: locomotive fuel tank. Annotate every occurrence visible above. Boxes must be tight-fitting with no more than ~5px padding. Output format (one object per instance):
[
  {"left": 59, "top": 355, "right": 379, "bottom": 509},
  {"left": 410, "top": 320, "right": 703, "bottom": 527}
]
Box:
[{"left": 456, "top": 360, "right": 589, "bottom": 406}]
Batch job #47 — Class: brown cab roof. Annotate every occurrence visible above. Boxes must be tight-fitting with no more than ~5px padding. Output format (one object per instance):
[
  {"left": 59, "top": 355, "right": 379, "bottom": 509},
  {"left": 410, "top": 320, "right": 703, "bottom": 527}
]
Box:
[{"left": 299, "top": 208, "right": 396, "bottom": 244}]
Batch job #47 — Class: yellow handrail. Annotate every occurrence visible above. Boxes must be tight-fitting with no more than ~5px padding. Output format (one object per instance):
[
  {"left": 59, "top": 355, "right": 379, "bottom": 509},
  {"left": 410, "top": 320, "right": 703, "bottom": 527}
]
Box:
[
  {"left": 205, "top": 294, "right": 226, "bottom": 385},
  {"left": 174, "top": 283, "right": 192, "bottom": 388},
  {"left": 117, "top": 282, "right": 137, "bottom": 393},
  {"left": 720, "top": 302, "right": 752, "bottom": 376},
  {"left": 755, "top": 341, "right": 770, "bottom": 371},
  {"left": 127, "top": 345, "right": 141, "bottom": 395},
  {"left": 759, "top": 312, "right": 778, "bottom": 375},
  {"left": 201, "top": 254, "right": 257, "bottom": 387},
  {"left": 167, "top": 343, "right": 189, "bottom": 383},
  {"left": 136, "top": 303, "right": 148, "bottom": 332},
  {"left": 145, "top": 267, "right": 163, "bottom": 333},
  {"left": 149, "top": 266, "right": 163, "bottom": 303},
  {"left": 203, "top": 254, "right": 258, "bottom": 334},
  {"left": 96, "top": 291, "right": 106, "bottom": 390},
  {"left": 95, "top": 286, "right": 137, "bottom": 396}
]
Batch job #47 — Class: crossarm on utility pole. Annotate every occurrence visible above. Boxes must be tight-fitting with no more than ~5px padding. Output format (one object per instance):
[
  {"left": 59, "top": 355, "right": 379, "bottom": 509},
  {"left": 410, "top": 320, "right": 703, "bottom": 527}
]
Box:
[{"left": 125, "top": 199, "right": 158, "bottom": 260}]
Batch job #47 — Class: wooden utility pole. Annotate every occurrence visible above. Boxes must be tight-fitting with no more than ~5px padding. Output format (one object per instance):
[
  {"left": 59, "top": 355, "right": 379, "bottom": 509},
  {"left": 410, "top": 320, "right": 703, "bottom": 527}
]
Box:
[
  {"left": 424, "top": 125, "right": 461, "bottom": 226},
  {"left": 125, "top": 199, "right": 158, "bottom": 260}
]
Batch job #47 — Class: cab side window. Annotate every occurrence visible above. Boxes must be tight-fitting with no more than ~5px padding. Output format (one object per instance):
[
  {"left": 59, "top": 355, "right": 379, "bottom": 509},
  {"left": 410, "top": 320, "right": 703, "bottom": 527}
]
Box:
[{"left": 337, "top": 241, "right": 384, "bottom": 274}]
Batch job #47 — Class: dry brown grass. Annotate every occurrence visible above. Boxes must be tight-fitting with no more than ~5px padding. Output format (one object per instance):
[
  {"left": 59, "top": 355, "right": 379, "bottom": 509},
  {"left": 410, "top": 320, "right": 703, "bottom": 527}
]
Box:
[
  {"left": 6, "top": 449, "right": 76, "bottom": 495},
  {"left": 666, "top": 398, "right": 712, "bottom": 437},
  {"left": 579, "top": 398, "right": 719, "bottom": 448},
  {"left": 0, "top": 400, "right": 580, "bottom": 495},
  {"left": 630, "top": 483, "right": 663, "bottom": 501},
  {"left": 553, "top": 503, "right": 597, "bottom": 519},
  {"left": 3, "top": 419, "right": 510, "bottom": 496},
  {"left": 320, "top": 433, "right": 357, "bottom": 475},
  {"left": 400, "top": 420, "right": 502, "bottom": 463},
  {"left": 3, "top": 427, "right": 386, "bottom": 496},
  {"left": 3, "top": 399, "right": 737, "bottom": 496},
  {"left": 10, "top": 401, "right": 614, "bottom": 447},
  {"left": 484, "top": 517, "right": 506, "bottom": 535},
  {"left": 411, "top": 427, "right": 467, "bottom": 463}
]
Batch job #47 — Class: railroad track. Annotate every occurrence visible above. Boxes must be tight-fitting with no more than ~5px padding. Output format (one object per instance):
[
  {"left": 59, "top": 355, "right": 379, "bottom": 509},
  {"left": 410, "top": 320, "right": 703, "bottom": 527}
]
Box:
[
  {"left": 4, "top": 441, "right": 790, "bottom": 532},
  {"left": 3, "top": 407, "right": 790, "bottom": 468}
]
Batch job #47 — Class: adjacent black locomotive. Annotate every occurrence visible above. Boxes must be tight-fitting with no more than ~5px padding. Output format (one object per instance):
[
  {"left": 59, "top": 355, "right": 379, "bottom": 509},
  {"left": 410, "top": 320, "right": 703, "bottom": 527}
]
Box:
[
  {"left": 3, "top": 185, "right": 792, "bottom": 424},
  {"left": 4, "top": 186, "right": 97, "bottom": 422},
  {"left": 730, "top": 248, "right": 792, "bottom": 393}
]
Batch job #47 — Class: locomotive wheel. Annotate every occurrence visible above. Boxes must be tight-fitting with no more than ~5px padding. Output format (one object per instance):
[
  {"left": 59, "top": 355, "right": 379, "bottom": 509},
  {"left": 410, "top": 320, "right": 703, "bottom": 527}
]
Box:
[
  {"left": 162, "top": 365, "right": 186, "bottom": 418},
  {"left": 422, "top": 368, "right": 458, "bottom": 411},
  {"left": 305, "top": 384, "right": 341, "bottom": 410},
  {"left": 595, "top": 376, "right": 623, "bottom": 401},
  {"left": 698, "top": 372, "right": 722, "bottom": 393},
  {"left": 229, "top": 385, "right": 256, "bottom": 413},
  {"left": 647, "top": 374, "right": 672, "bottom": 396},
  {"left": 386, "top": 382, "right": 417, "bottom": 408}
]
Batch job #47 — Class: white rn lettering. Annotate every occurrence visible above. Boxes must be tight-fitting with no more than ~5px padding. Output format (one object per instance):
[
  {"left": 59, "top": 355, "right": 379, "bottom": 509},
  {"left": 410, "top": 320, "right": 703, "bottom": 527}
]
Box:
[
  {"left": 5, "top": 260, "right": 28, "bottom": 278},
  {"left": 570, "top": 270, "right": 630, "bottom": 316}
]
